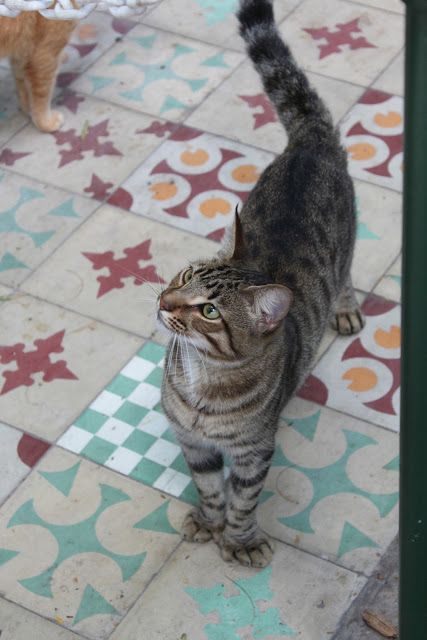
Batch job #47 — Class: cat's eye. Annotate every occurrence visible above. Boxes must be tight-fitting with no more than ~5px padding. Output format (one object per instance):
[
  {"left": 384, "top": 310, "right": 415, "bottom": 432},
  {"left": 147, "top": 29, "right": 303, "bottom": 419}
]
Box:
[
  {"left": 183, "top": 268, "right": 193, "bottom": 284},
  {"left": 202, "top": 304, "right": 221, "bottom": 320}
]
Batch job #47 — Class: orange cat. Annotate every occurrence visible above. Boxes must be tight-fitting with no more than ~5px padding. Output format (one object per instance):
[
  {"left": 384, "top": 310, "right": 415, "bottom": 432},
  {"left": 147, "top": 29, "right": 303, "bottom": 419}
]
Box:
[{"left": 0, "top": 12, "right": 76, "bottom": 132}]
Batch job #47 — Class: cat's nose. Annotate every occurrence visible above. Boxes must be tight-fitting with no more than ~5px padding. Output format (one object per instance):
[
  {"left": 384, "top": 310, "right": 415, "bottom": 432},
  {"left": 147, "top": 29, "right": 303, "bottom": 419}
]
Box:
[{"left": 159, "top": 293, "right": 175, "bottom": 312}]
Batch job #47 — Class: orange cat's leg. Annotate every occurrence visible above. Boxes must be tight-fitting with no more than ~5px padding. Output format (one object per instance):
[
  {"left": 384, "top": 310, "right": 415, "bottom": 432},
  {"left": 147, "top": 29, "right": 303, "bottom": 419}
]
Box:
[
  {"left": 25, "top": 50, "right": 64, "bottom": 132},
  {"left": 10, "top": 57, "right": 30, "bottom": 114}
]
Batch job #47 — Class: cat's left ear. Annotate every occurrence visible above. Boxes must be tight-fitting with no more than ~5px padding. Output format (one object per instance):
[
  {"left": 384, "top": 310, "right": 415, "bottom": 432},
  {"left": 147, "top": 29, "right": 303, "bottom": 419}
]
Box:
[
  {"left": 242, "top": 284, "right": 293, "bottom": 334},
  {"left": 218, "top": 206, "right": 247, "bottom": 261}
]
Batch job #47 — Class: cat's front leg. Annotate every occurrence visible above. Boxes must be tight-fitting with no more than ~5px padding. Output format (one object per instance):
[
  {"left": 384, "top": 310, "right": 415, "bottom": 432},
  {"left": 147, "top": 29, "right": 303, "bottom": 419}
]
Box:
[
  {"left": 179, "top": 440, "right": 226, "bottom": 543},
  {"left": 219, "top": 445, "right": 275, "bottom": 568}
]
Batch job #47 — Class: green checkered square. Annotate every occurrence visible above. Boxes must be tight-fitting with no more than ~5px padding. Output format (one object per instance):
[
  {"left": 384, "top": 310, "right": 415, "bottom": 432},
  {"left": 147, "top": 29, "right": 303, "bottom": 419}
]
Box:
[
  {"left": 60, "top": 340, "right": 197, "bottom": 504},
  {"left": 114, "top": 401, "right": 149, "bottom": 426},
  {"left": 74, "top": 409, "right": 108, "bottom": 434}
]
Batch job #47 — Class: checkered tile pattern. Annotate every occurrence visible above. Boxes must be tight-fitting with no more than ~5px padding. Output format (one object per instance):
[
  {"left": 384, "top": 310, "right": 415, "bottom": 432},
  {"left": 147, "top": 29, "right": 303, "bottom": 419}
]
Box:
[{"left": 58, "top": 341, "right": 198, "bottom": 503}]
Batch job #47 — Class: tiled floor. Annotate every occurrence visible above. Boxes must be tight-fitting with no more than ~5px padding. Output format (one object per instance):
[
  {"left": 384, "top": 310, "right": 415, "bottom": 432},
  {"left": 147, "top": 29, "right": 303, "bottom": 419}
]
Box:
[{"left": 0, "top": 1, "right": 402, "bottom": 638}]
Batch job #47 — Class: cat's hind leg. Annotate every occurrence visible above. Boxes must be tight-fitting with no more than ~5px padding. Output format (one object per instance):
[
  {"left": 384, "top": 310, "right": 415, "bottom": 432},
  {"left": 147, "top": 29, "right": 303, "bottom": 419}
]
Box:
[
  {"left": 179, "top": 443, "right": 226, "bottom": 544},
  {"left": 10, "top": 57, "right": 30, "bottom": 114},
  {"left": 331, "top": 276, "right": 365, "bottom": 335}
]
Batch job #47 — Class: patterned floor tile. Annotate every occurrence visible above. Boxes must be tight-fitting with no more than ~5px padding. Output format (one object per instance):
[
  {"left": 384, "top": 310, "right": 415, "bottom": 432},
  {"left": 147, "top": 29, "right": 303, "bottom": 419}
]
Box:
[
  {"left": 0, "top": 170, "right": 98, "bottom": 287},
  {"left": 0, "top": 294, "right": 141, "bottom": 440},
  {"left": 143, "top": 0, "right": 300, "bottom": 50},
  {"left": 72, "top": 26, "right": 243, "bottom": 121},
  {"left": 304, "top": 294, "right": 400, "bottom": 431},
  {"left": 121, "top": 125, "right": 274, "bottom": 242},
  {"left": 373, "top": 51, "right": 404, "bottom": 97},
  {"left": 373, "top": 255, "right": 401, "bottom": 303},
  {"left": 0, "top": 67, "right": 28, "bottom": 147},
  {"left": 0, "top": 447, "right": 187, "bottom": 639},
  {"left": 261, "top": 397, "right": 398, "bottom": 574},
  {"left": 58, "top": 13, "right": 137, "bottom": 88},
  {"left": 110, "top": 539, "right": 365, "bottom": 640},
  {"left": 0, "top": 95, "right": 166, "bottom": 199},
  {"left": 340, "top": 89, "right": 403, "bottom": 191},
  {"left": 0, "top": 597, "right": 81, "bottom": 640},
  {"left": 352, "top": 0, "right": 404, "bottom": 14},
  {"left": 187, "top": 60, "right": 364, "bottom": 153},
  {"left": 0, "top": 423, "right": 50, "bottom": 505},
  {"left": 57, "top": 340, "right": 200, "bottom": 502},
  {"left": 22, "top": 205, "right": 217, "bottom": 336},
  {"left": 351, "top": 179, "right": 401, "bottom": 292},
  {"left": 279, "top": 0, "right": 403, "bottom": 86}
]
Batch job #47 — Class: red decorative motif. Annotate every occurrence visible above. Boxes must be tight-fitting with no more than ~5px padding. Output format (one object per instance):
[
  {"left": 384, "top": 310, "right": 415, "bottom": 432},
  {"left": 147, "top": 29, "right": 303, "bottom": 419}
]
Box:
[
  {"left": 0, "top": 149, "right": 30, "bottom": 166},
  {"left": 138, "top": 121, "right": 177, "bottom": 138},
  {"left": 84, "top": 174, "right": 114, "bottom": 200},
  {"left": 17, "top": 434, "right": 50, "bottom": 468},
  {"left": 56, "top": 91, "right": 85, "bottom": 114},
  {"left": 304, "top": 18, "right": 376, "bottom": 59},
  {"left": 83, "top": 239, "right": 165, "bottom": 298},
  {"left": 52, "top": 119, "right": 122, "bottom": 168},
  {"left": 239, "top": 94, "right": 277, "bottom": 129},
  {"left": 0, "top": 331, "right": 78, "bottom": 395},
  {"left": 297, "top": 373, "right": 329, "bottom": 405},
  {"left": 71, "top": 43, "right": 97, "bottom": 58}
]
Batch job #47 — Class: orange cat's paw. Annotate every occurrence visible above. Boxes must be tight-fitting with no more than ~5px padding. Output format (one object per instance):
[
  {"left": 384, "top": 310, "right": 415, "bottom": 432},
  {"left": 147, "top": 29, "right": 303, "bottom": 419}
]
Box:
[{"left": 33, "top": 110, "right": 64, "bottom": 133}]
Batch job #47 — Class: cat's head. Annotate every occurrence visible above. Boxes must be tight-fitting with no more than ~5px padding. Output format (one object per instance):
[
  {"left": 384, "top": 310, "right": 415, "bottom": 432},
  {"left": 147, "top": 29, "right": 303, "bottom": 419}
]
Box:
[{"left": 157, "top": 213, "right": 293, "bottom": 359}]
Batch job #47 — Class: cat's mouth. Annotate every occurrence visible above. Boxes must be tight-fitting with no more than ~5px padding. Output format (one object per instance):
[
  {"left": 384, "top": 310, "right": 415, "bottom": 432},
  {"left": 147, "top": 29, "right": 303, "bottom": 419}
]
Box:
[{"left": 157, "top": 310, "right": 186, "bottom": 335}]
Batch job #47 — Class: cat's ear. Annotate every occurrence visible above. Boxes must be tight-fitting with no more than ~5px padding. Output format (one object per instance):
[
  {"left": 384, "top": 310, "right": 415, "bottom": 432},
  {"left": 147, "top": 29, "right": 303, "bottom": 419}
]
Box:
[
  {"left": 218, "top": 205, "right": 247, "bottom": 261},
  {"left": 242, "top": 284, "right": 293, "bottom": 334}
]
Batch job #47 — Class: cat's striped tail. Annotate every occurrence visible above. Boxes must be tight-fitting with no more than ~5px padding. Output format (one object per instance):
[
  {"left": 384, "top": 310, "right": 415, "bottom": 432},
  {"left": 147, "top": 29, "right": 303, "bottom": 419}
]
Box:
[{"left": 238, "top": 0, "right": 333, "bottom": 139}]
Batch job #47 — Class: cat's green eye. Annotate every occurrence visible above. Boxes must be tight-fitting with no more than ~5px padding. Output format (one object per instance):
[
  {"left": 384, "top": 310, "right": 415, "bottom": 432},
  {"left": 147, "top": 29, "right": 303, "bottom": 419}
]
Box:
[
  {"left": 202, "top": 304, "right": 221, "bottom": 320},
  {"left": 183, "top": 269, "right": 193, "bottom": 284}
]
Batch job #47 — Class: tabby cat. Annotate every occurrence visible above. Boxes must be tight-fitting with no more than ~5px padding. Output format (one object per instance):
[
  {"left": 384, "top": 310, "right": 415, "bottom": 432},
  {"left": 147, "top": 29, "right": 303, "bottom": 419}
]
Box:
[
  {"left": 159, "top": 0, "right": 364, "bottom": 568},
  {"left": 0, "top": 12, "right": 76, "bottom": 132}
]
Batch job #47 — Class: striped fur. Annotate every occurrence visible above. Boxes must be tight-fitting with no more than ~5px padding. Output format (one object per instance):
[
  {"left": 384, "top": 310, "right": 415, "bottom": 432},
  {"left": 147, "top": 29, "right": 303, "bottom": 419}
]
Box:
[{"left": 160, "top": 0, "right": 364, "bottom": 568}]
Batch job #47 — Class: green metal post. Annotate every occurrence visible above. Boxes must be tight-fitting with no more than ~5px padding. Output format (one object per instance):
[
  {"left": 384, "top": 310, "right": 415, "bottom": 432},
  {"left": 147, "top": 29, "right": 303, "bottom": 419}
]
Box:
[{"left": 400, "top": 0, "right": 427, "bottom": 637}]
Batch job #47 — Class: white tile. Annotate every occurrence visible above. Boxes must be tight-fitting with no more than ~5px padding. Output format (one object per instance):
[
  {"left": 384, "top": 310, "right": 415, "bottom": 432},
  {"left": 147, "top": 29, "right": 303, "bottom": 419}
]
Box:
[
  {"left": 105, "top": 447, "right": 142, "bottom": 474},
  {"left": 153, "top": 468, "right": 191, "bottom": 495},
  {"left": 121, "top": 356, "right": 156, "bottom": 382},
  {"left": 138, "top": 411, "right": 170, "bottom": 437},
  {"left": 57, "top": 426, "right": 93, "bottom": 454},
  {"left": 96, "top": 418, "right": 135, "bottom": 446},
  {"left": 144, "top": 439, "right": 181, "bottom": 466},
  {"left": 91, "top": 390, "right": 124, "bottom": 416},
  {"left": 128, "top": 382, "right": 161, "bottom": 409}
]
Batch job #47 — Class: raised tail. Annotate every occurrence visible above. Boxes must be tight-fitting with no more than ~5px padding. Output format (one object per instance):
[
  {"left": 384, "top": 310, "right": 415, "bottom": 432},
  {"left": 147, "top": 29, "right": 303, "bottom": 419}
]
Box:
[{"left": 238, "top": 0, "right": 333, "bottom": 140}]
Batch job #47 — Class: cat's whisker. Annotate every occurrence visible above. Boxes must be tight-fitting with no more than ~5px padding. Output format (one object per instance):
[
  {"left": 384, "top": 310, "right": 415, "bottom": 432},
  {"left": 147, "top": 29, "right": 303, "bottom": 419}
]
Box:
[{"left": 187, "top": 335, "right": 208, "bottom": 378}]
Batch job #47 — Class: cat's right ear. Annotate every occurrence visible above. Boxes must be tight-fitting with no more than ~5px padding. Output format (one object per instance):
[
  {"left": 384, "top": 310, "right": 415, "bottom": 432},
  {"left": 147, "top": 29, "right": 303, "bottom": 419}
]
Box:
[{"left": 218, "top": 205, "right": 247, "bottom": 261}]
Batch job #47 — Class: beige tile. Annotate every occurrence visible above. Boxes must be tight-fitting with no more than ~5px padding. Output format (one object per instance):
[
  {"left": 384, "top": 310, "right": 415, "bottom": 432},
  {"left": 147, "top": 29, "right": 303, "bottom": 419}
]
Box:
[
  {"left": 0, "top": 597, "right": 81, "bottom": 640},
  {"left": 144, "top": 0, "right": 300, "bottom": 50},
  {"left": 0, "top": 447, "right": 187, "bottom": 639},
  {"left": 310, "top": 294, "right": 401, "bottom": 430},
  {"left": 280, "top": 0, "right": 404, "bottom": 86},
  {"left": 0, "top": 170, "right": 98, "bottom": 288},
  {"left": 1, "top": 96, "right": 165, "bottom": 198},
  {"left": 22, "top": 206, "right": 217, "bottom": 336},
  {"left": 373, "top": 51, "right": 404, "bottom": 96},
  {"left": 0, "top": 294, "right": 141, "bottom": 440},
  {"left": 110, "top": 540, "right": 365, "bottom": 640},
  {"left": 373, "top": 254, "right": 401, "bottom": 302},
  {"left": 261, "top": 398, "right": 399, "bottom": 574},
  {"left": 351, "top": 0, "right": 404, "bottom": 14},
  {"left": 0, "top": 67, "right": 28, "bottom": 147},
  {"left": 351, "top": 180, "right": 401, "bottom": 292},
  {"left": 72, "top": 25, "right": 243, "bottom": 121},
  {"left": 187, "top": 60, "right": 363, "bottom": 153}
]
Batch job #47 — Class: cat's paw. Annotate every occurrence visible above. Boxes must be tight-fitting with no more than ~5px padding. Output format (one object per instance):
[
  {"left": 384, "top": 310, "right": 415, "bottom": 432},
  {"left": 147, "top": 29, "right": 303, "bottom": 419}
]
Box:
[
  {"left": 33, "top": 110, "right": 64, "bottom": 133},
  {"left": 181, "top": 509, "right": 223, "bottom": 544},
  {"left": 219, "top": 534, "right": 274, "bottom": 568},
  {"left": 332, "top": 308, "right": 365, "bottom": 335}
]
